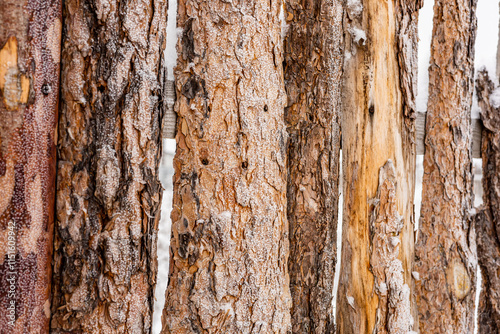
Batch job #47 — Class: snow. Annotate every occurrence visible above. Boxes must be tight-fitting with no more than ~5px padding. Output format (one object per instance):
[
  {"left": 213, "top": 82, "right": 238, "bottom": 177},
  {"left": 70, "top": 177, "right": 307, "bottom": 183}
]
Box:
[
  {"left": 346, "top": 0, "right": 363, "bottom": 17},
  {"left": 349, "top": 27, "right": 366, "bottom": 46},
  {"left": 490, "top": 86, "right": 500, "bottom": 108},
  {"left": 164, "top": 0, "right": 179, "bottom": 80},
  {"left": 416, "top": 0, "right": 434, "bottom": 112},
  {"left": 152, "top": 140, "right": 175, "bottom": 334}
]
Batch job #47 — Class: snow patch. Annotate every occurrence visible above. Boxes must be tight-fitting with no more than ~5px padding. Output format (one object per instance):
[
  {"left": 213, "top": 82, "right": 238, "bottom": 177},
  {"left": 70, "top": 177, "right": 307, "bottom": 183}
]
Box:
[
  {"left": 349, "top": 27, "right": 366, "bottom": 46},
  {"left": 489, "top": 87, "right": 500, "bottom": 108},
  {"left": 347, "top": 0, "right": 363, "bottom": 17}
]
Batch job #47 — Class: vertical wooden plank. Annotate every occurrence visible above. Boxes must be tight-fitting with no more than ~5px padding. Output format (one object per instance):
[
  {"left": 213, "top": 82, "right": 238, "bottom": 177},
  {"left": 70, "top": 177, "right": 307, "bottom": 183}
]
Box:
[{"left": 0, "top": 0, "right": 62, "bottom": 332}]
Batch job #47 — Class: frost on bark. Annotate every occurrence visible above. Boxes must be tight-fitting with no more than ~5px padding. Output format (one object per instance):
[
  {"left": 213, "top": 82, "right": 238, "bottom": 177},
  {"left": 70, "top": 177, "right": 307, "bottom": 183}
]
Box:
[
  {"left": 474, "top": 69, "right": 500, "bottom": 333},
  {"left": 414, "top": 0, "right": 478, "bottom": 333},
  {"left": 283, "top": 0, "right": 342, "bottom": 332},
  {"left": 161, "top": 0, "right": 291, "bottom": 333},
  {"left": 0, "top": 0, "right": 61, "bottom": 332},
  {"left": 336, "top": 0, "right": 420, "bottom": 333},
  {"left": 49, "top": 0, "right": 167, "bottom": 332}
]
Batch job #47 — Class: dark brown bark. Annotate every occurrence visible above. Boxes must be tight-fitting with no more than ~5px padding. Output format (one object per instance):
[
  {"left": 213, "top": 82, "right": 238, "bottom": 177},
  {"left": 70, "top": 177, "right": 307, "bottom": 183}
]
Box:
[
  {"left": 336, "top": 0, "right": 421, "bottom": 333},
  {"left": 474, "top": 69, "right": 500, "bottom": 333},
  {"left": 0, "top": 0, "right": 61, "bottom": 332},
  {"left": 161, "top": 0, "right": 291, "bottom": 332},
  {"left": 49, "top": 0, "right": 167, "bottom": 332},
  {"left": 414, "top": 0, "right": 478, "bottom": 332},
  {"left": 283, "top": 0, "right": 342, "bottom": 332}
]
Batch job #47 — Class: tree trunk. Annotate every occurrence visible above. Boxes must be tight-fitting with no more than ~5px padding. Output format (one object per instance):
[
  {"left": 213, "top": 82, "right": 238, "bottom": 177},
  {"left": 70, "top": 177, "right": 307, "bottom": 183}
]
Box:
[
  {"left": 474, "top": 69, "right": 500, "bottom": 333},
  {"left": 49, "top": 0, "right": 167, "bottom": 332},
  {"left": 0, "top": 0, "right": 61, "bottom": 332},
  {"left": 414, "top": 0, "right": 478, "bottom": 332},
  {"left": 161, "top": 0, "right": 291, "bottom": 332},
  {"left": 283, "top": 0, "right": 342, "bottom": 332},
  {"left": 336, "top": 0, "right": 420, "bottom": 333}
]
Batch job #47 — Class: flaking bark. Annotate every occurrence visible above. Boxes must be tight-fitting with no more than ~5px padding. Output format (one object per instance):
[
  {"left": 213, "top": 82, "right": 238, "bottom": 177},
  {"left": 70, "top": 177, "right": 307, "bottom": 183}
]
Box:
[
  {"left": 336, "top": 0, "right": 421, "bottom": 333},
  {"left": 283, "top": 0, "right": 343, "bottom": 332},
  {"left": 50, "top": 0, "right": 167, "bottom": 332},
  {"left": 474, "top": 69, "right": 500, "bottom": 333},
  {"left": 161, "top": 1, "right": 292, "bottom": 333},
  {"left": 0, "top": 0, "right": 61, "bottom": 332},
  {"left": 414, "top": 0, "right": 478, "bottom": 332}
]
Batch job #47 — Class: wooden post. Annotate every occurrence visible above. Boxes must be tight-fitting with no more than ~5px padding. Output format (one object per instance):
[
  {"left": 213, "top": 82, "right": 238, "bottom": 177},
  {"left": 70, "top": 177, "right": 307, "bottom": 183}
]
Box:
[
  {"left": 414, "top": 0, "right": 478, "bottom": 332},
  {"left": 0, "top": 0, "right": 62, "bottom": 332},
  {"left": 283, "top": 0, "right": 343, "bottom": 332},
  {"left": 336, "top": 0, "right": 421, "bottom": 332},
  {"left": 49, "top": 0, "right": 168, "bottom": 332}
]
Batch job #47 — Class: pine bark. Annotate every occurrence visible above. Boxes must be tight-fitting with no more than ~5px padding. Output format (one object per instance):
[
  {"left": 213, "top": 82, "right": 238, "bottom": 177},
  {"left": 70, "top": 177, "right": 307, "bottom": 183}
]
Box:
[
  {"left": 336, "top": 0, "right": 420, "bottom": 333},
  {"left": 414, "top": 0, "right": 478, "bottom": 332},
  {"left": 0, "top": 0, "right": 61, "bottom": 332},
  {"left": 474, "top": 69, "right": 500, "bottom": 333},
  {"left": 161, "top": 0, "right": 291, "bottom": 332},
  {"left": 283, "top": 0, "right": 342, "bottom": 333},
  {"left": 49, "top": 0, "right": 167, "bottom": 332}
]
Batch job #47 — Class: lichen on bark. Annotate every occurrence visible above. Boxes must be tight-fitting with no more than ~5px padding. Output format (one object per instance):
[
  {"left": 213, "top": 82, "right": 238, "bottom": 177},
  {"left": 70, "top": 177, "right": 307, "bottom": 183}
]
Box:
[{"left": 50, "top": 0, "right": 168, "bottom": 332}]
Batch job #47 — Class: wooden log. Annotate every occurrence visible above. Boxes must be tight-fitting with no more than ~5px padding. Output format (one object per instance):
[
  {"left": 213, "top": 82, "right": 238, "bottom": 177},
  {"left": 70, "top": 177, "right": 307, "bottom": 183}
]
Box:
[{"left": 0, "top": 0, "right": 62, "bottom": 332}]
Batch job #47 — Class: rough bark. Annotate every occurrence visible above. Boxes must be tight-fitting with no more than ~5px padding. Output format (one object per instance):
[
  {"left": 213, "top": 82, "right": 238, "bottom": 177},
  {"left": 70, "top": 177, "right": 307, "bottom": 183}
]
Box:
[
  {"left": 283, "top": 0, "right": 342, "bottom": 333},
  {"left": 336, "top": 0, "right": 421, "bottom": 333},
  {"left": 497, "top": 2, "right": 500, "bottom": 80},
  {"left": 0, "top": 0, "right": 61, "bottom": 332},
  {"left": 161, "top": 0, "right": 291, "bottom": 332},
  {"left": 49, "top": 0, "right": 167, "bottom": 332},
  {"left": 414, "top": 0, "right": 478, "bottom": 332},
  {"left": 474, "top": 69, "right": 500, "bottom": 333}
]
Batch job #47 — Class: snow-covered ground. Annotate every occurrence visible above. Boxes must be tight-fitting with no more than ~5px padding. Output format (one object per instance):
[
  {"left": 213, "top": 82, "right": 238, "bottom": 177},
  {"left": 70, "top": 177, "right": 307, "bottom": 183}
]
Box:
[{"left": 153, "top": 1, "right": 499, "bottom": 332}]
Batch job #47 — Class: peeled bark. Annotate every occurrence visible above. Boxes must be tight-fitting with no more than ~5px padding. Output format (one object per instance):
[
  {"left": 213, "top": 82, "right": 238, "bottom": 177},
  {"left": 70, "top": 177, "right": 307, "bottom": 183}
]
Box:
[
  {"left": 283, "top": 0, "right": 342, "bottom": 332},
  {"left": 0, "top": 0, "right": 61, "bottom": 332},
  {"left": 474, "top": 69, "right": 500, "bottom": 333},
  {"left": 49, "top": 0, "right": 167, "bottom": 332},
  {"left": 336, "top": 0, "right": 420, "bottom": 333},
  {"left": 414, "top": 0, "right": 478, "bottom": 332},
  {"left": 161, "top": 1, "right": 291, "bottom": 332}
]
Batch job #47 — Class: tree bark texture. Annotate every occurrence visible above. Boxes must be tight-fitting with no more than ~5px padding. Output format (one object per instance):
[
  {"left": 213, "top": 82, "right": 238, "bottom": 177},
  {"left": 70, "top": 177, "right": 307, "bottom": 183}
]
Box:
[
  {"left": 49, "top": 0, "right": 167, "bottom": 332},
  {"left": 336, "top": 0, "right": 420, "bottom": 333},
  {"left": 0, "top": 0, "right": 61, "bottom": 332},
  {"left": 474, "top": 69, "right": 500, "bottom": 333},
  {"left": 161, "top": 0, "right": 291, "bottom": 332},
  {"left": 283, "top": 0, "right": 342, "bottom": 333},
  {"left": 414, "top": 0, "right": 478, "bottom": 332}
]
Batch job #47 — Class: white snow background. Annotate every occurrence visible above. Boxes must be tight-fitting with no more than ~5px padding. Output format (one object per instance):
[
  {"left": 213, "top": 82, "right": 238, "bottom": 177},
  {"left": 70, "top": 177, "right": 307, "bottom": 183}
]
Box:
[{"left": 153, "top": 1, "right": 499, "bottom": 332}]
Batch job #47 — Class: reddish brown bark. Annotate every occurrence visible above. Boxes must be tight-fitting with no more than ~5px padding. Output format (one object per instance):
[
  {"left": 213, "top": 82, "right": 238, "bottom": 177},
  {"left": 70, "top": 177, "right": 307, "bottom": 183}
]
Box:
[
  {"left": 474, "top": 69, "right": 500, "bottom": 333},
  {"left": 414, "top": 0, "right": 478, "bottom": 332},
  {"left": 161, "top": 0, "right": 291, "bottom": 332},
  {"left": 283, "top": 0, "right": 343, "bottom": 332},
  {"left": 49, "top": 0, "right": 167, "bottom": 332},
  {"left": 0, "top": 0, "right": 62, "bottom": 332}
]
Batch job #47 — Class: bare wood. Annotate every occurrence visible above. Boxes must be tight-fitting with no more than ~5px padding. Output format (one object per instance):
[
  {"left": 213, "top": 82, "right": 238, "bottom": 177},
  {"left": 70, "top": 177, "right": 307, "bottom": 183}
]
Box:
[
  {"left": 0, "top": 0, "right": 61, "bottom": 332},
  {"left": 161, "top": 0, "right": 291, "bottom": 332},
  {"left": 336, "top": 0, "right": 421, "bottom": 332},
  {"left": 474, "top": 69, "right": 500, "bottom": 333},
  {"left": 283, "top": 0, "right": 343, "bottom": 332},
  {"left": 414, "top": 0, "right": 478, "bottom": 332},
  {"left": 50, "top": 0, "right": 167, "bottom": 332}
]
